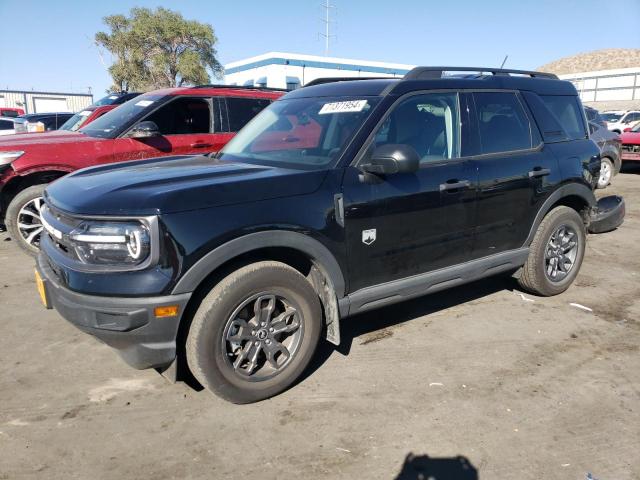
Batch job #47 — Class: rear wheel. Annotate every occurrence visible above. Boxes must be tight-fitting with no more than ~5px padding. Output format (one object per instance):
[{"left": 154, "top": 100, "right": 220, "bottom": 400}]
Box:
[
  {"left": 518, "top": 206, "right": 586, "bottom": 296},
  {"left": 597, "top": 157, "right": 613, "bottom": 189},
  {"left": 6, "top": 184, "right": 47, "bottom": 256},
  {"left": 186, "top": 261, "right": 322, "bottom": 403}
]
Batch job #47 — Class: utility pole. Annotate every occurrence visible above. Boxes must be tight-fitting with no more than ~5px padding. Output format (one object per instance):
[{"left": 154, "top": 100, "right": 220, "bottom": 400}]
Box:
[{"left": 319, "top": 0, "right": 336, "bottom": 56}]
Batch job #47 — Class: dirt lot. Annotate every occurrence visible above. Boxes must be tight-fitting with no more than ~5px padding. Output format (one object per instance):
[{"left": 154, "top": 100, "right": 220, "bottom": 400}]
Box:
[{"left": 1, "top": 171, "right": 639, "bottom": 480}]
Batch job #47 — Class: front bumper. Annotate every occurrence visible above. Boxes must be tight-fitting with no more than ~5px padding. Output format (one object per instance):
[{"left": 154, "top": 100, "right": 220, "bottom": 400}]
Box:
[
  {"left": 589, "top": 195, "right": 625, "bottom": 234},
  {"left": 36, "top": 254, "right": 191, "bottom": 369}
]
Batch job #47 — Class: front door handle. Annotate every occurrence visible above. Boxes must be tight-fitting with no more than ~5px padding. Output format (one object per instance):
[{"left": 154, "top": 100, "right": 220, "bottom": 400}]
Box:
[
  {"left": 190, "top": 142, "right": 214, "bottom": 148},
  {"left": 439, "top": 179, "right": 471, "bottom": 192},
  {"left": 528, "top": 167, "right": 551, "bottom": 178}
]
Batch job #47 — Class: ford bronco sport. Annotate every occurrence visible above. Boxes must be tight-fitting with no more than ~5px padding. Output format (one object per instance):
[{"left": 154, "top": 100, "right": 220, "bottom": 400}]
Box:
[
  {"left": 0, "top": 85, "right": 283, "bottom": 254},
  {"left": 35, "top": 67, "right": 625, "bottom": 403}
]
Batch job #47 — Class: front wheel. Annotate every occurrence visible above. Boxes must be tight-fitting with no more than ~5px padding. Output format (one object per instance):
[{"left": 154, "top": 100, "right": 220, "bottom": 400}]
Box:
[
  {"left": 186, "top": 261, "right": 322, "bottom": 403},
  {"left": 5, "top": 184, "right": 47, "bottom": 256},
  {"left": 597, "top": 157, "right": 614, "bottom": 189},
  {"left": 518, "top": 206, "right": 586, "bottom": 296}
]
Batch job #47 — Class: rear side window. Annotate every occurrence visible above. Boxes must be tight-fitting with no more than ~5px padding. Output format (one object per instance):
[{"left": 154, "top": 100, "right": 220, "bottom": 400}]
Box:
[
  {"left": 226, "top": 97, "right": 272, "bottom": 132},
  {"left": 540, "top": 95, "right": 586, "bottom": 140},
  {"left": 473, "top": 92, "right": 532, "bottom": 154}
]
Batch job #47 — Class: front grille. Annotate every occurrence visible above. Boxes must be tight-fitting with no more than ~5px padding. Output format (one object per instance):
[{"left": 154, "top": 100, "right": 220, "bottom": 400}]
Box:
[
  {"left": 41, "top": 203, "right": 83, "bottom": 261},
  {"left": 621, "top": 144, "right": 640, "bottom": 153}
]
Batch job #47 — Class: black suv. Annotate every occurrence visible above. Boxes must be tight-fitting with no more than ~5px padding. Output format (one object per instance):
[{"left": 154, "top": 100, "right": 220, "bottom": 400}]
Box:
[{"left": 35, "top": 67, "right": 625, "bottom": 403}]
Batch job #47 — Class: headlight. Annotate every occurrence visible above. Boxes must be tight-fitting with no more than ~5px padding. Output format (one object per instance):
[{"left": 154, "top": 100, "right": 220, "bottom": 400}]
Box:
[
  {"left": 69, "top": 220, "right": 151, "bottom": 266},
  {"left": 0, "top": 151, "right": 24, "bottom": 165}
]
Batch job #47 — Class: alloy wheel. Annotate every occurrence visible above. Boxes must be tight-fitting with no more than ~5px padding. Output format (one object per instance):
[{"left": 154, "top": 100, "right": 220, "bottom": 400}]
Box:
[
  {"left": 222, "top": 293, "right": 304, "bottom": 381},
  {"left": 544, "top": 224, "right": 578, "bottom": 282},
  {"left": 598, "top": 161, "right": 612, "bottom": 188},
  {"left": 16, "top": 196, "right": 44, "bottom": 247}
]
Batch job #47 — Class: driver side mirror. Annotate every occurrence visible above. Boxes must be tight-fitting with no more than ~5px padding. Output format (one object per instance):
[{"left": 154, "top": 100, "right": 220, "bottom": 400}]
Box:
[
  {"left": 128, "top": 121, "right": 161, "bottom": 139},
  {"left": 623, "top": 127, "right": 632, "bottom": 132},
  {"left": 360, "top": 144, "right": 420, "bottom": 175}
]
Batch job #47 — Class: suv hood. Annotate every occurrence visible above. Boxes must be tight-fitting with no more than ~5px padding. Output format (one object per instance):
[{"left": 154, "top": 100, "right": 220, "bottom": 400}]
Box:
[
  {"left": 0, "top": 130, "right": 89, "bottom": 149},
  {"left": 45, "top": 155, "right": 327, "bottom": 216}
]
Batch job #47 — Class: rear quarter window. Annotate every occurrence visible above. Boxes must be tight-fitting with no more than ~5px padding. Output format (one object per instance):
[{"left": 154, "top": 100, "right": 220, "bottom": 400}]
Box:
[{"left": 540, "top": 95, "right": 587, "bottom": 141}]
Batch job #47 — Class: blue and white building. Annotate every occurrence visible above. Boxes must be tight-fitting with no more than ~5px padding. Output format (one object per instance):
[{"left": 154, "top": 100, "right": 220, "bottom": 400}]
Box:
[{"left": 224, "top": 52, "right": 415, "bottom": 90}]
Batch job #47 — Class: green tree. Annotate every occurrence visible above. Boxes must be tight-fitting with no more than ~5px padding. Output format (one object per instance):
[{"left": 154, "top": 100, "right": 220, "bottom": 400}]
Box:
[{"left": 95, "top": 7, "right": 222, "bottom": 92}]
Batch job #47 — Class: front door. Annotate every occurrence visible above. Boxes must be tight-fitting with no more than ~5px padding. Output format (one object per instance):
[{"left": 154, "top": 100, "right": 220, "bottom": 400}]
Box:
[
  {"left": 342, "top": 91, "right": 478, "bottom": 293},
  {"left": 110, "top": 96, "right": 230, "bottom": 164}
]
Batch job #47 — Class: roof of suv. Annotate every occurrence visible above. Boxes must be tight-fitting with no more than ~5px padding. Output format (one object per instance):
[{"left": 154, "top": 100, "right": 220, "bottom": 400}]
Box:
[
  {"left": 286, "top": 66, "right": 577, "bottom": 99},
  {"left": 153, "top": 84, "right": 286, "bottom": 98}
]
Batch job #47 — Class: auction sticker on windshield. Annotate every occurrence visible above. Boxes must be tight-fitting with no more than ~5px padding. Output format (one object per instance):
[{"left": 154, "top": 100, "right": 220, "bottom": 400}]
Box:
[{"left": 319, "top": 100, "right": 368, "bottom": 115}]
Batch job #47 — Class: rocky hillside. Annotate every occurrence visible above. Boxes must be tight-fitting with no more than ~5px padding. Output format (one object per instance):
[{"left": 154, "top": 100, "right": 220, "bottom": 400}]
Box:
[{"left": 538, "top": 49, "right": 640, "bottom": 75}]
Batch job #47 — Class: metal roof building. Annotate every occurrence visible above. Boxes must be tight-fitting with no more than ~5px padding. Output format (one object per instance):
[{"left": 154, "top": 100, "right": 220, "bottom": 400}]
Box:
[
  {"left": 224, "top": 52, "right": 415, "bottom": 90},
  {"left": 0, "top": 89, "right": 93, "bottom": 114}
]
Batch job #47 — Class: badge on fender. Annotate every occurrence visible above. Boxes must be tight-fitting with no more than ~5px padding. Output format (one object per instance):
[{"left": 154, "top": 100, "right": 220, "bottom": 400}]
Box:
[{"left": 362, "top": 229, "right": 376, "bottom": 245}]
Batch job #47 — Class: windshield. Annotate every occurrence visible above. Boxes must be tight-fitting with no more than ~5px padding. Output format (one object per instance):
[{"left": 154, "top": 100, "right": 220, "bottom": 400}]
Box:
[
  {"left": 59, "top": 110, "right": 92, "bottom": 131},
  {"left": 80, "top": 94, "right": 164, "bottom": 138},
  {"left": 602, "top": 112, "right": 623, "bottom": 122},
  {"left": 93, "top": 94, "right": 123, "bottom": 106},
  {"left": 218, "top": 96, "right": 381, "bottom": 169}
]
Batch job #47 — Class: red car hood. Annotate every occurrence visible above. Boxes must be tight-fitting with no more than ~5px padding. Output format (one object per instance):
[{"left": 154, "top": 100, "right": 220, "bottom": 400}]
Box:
[
  {"left": 0, "top": 130, "right": 92, "bottom": 150},
  {"left": 620, "top": 131, "right": 640, "bottom": 145}
]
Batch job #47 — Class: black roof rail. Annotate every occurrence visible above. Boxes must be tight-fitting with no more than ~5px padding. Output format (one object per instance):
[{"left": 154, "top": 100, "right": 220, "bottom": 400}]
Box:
[
  {"left": 191, "top": 84, "right": 289, "bottom": 92},
  {"left": 404, "top": 66, "right": 558, "bottom": 80},
  {"left": 304, "top": 77, "right": 394, "bottom": 87}
]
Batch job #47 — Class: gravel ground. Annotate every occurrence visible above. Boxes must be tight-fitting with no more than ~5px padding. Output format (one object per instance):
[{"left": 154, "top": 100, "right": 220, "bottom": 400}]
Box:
[{"left": 1, "top": 170, "right": 639, "bottom": 480}]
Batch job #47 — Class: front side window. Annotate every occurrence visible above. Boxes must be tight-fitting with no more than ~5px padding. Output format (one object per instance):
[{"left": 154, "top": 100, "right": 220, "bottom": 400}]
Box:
[
  {"left": 144, "top": 97, "right": 211, "bottom": 135},
  {"left": 623, "top": 112, "right": 640, "bottom": 123},
  {"left": 366, "top": 92, "right": 461, "bottom": 164},
  {"left": 474, "top": 92, "right": 532, "bottom": 154},
  {"left": 226, "top": 97, "right": 272, "bottom": 132},
  {"left": 0, "top": 119, "right": 13, "bottom": 130},
  {"left": 219, "top": 96, "right": 381, "bottom": 169},
  {"left": 540, "top": 95, "right": 586, "bottom": 140}
]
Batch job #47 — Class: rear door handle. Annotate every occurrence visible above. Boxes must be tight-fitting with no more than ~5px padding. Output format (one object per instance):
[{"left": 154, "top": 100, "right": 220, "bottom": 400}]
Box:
[
  {"left": 528, "top": 167, "right": 551, "bottom": 178},
  {"left": 439, "top": 179, "right": 471, "bottom": 192},
  {"left": 190, "top": 142, "right": 214, "bottom": 148}
]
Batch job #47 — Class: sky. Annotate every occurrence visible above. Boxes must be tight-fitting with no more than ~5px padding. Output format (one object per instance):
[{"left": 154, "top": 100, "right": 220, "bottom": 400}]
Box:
[{"left": 1, "top": 0, "right": 639, "bottom": 98}]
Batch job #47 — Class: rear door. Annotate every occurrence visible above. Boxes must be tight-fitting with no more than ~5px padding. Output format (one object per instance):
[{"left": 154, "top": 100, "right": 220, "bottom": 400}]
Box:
[
  {"left": 342, "top": 91, "right": 478, "bottom": 292},
  {"left": 111, "top": 96, "right": 227, "bottom": 162},
  {"left": 469, "top": 91, "right": 559, "bottom": 258}
]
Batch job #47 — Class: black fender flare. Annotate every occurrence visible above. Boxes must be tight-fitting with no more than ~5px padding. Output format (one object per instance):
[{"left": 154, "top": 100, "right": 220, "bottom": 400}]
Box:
[
  {"left": 171, "top": 230, "right": 346, "bottom": 298},
  {"left": 524, "top": 183, "right": 596, "bottom": 246}
]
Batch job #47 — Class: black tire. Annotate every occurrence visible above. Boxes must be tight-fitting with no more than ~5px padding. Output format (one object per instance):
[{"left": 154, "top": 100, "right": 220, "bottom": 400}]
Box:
[
  {"left": 6, "top": 184, "right": 47, "bottom": 257},
  {"left": 186, "top": 261, "right": 322, "bottom": 403},
  {"left": 518, "top": 206, "right": 586, "bottom": 297},
  {"left": 597, "top": 157, "right": 614, "bottom": 189}
]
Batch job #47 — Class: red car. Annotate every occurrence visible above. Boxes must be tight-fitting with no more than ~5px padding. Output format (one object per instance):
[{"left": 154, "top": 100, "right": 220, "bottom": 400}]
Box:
[
  {"left": 620, "top": 123, "right": 640, "bottom": 163},
  {"left": 0, "top": 85, "right": 284, "bottom": 254},
  {"left": 58, "top": 104, "right": 118, "bottom": 132},
  {"left": 0, "top": 107, "right": 25, "bottom": 118}
]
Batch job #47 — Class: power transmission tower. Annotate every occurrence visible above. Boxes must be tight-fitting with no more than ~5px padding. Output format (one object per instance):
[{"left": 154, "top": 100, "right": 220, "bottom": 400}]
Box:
[{"left": 319, "top": 0, "right": 336, "bottom": 56}]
